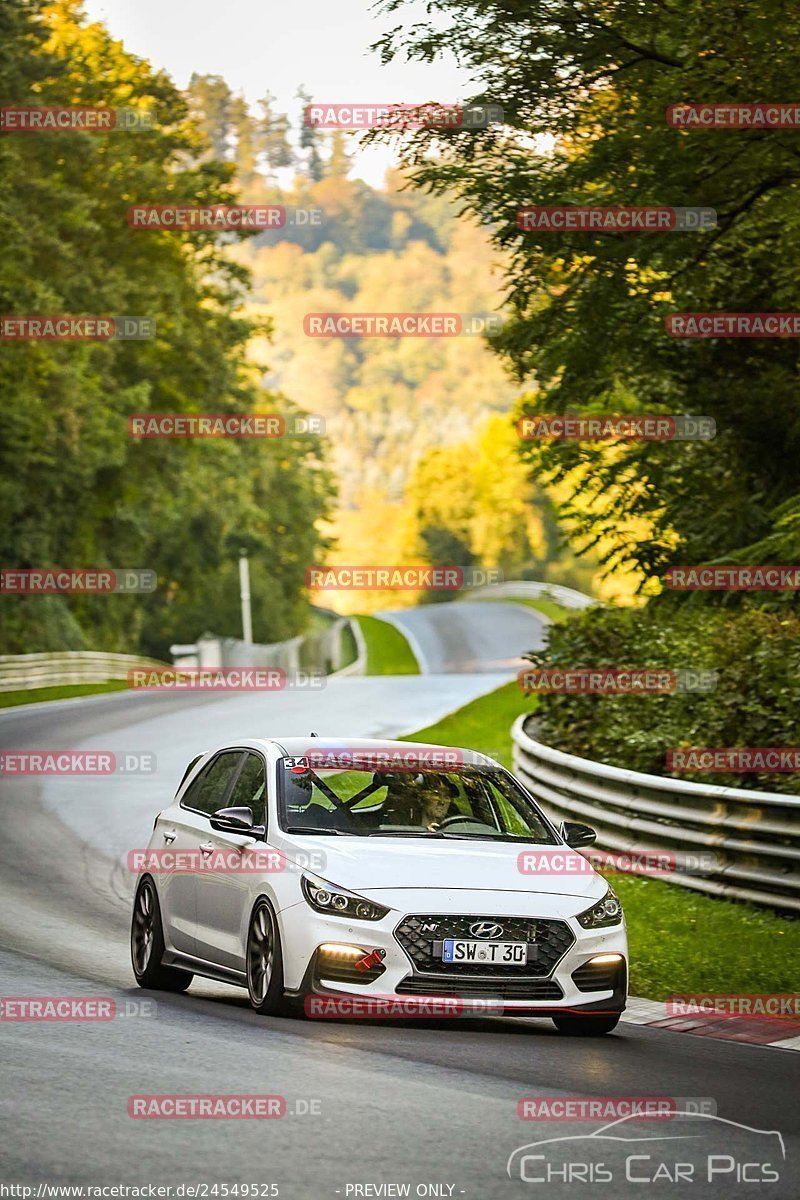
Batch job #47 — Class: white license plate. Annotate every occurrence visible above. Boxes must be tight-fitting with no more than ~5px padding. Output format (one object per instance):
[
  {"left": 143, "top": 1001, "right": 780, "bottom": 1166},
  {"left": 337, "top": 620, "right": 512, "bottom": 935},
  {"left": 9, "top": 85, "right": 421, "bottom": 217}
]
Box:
[{"left": 442, "top": 939, "right": 527, "bottom": 965}]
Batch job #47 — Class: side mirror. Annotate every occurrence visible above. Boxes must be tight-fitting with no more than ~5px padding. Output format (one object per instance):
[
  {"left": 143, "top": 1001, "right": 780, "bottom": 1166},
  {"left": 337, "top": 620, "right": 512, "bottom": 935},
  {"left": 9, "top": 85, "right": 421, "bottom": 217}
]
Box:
[
  {"left": 562, "top": 821, "right": 597, "bottom": 849},
  {"left": 210, "top": 806, "right": 255, "bottom": 833}
]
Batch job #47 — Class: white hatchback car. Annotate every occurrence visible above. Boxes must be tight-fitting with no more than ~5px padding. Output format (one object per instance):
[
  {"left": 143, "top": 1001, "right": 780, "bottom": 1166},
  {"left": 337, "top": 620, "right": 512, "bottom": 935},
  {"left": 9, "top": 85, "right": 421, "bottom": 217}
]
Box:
[{"left": 131, "top": 737, "right": 628, "bottom": 1034}]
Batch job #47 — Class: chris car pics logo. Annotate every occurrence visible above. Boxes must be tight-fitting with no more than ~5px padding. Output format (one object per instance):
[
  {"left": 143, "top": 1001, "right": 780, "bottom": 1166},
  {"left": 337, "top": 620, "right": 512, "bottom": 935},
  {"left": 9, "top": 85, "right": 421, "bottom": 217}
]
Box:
[{"left": 507, "top": 1112, "right": 785, "bottom": 1186}]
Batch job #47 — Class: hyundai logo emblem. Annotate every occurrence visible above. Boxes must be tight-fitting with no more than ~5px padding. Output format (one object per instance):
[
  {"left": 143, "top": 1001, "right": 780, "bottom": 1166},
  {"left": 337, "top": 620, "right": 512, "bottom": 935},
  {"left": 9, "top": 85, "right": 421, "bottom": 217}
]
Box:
[{"left": 470, "top": 921, "right": 504, "bottom": 939}]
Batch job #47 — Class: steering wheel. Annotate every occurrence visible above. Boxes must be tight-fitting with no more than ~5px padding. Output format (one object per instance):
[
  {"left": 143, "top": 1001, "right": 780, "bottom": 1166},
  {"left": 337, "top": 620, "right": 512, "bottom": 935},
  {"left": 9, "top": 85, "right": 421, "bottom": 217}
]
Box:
[{"left": 437, "top": 814, "right": 494, "bottom": 831}]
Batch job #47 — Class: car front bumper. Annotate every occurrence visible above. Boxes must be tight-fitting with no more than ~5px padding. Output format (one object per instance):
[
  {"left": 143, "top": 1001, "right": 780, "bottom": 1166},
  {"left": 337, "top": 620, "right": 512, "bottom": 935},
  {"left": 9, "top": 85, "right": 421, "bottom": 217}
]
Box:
[{"left": 279, "top": 890, "right": 628, "bottom": 1016}]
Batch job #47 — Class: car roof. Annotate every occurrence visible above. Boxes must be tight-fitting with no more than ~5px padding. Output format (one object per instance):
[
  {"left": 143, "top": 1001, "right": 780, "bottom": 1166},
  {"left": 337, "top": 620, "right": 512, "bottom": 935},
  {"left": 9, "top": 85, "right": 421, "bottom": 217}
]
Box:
[{"left": 251, "top": 735, "right": 500, "bottom": 767}]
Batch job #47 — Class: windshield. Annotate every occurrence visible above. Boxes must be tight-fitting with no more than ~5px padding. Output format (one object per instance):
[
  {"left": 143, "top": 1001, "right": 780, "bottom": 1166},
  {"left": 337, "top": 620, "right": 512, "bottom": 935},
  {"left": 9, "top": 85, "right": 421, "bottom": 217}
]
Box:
[{"left": 277, "top": 759, "right": 558, "bottom": 843}]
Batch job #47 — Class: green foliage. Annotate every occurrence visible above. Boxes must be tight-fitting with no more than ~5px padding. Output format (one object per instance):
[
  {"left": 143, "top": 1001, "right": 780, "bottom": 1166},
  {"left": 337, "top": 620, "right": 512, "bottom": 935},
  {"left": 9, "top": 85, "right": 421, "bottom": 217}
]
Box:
[
  {"left": 0, "top": 1, "right": 332, "bottom": 658},
  {"left": 529, "top": 604, "right": 800, "bottom": 793},
  {"left": 370, "top": 0, "right": 800, "bottom": 591}
]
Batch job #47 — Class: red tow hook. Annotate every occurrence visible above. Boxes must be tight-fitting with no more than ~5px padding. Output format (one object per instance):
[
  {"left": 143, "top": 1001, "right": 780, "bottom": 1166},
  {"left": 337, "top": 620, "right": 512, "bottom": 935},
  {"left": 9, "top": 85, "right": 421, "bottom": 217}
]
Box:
[{"left": 355, "top": 948, "right": 387, "bottom": 971}]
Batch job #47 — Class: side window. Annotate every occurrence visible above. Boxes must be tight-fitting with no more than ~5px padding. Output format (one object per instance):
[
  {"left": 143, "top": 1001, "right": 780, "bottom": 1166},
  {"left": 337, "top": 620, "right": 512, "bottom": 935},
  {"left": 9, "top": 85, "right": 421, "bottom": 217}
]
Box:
[
  {"left": 227, "top": 753, "right": 267, "bottom": 828},
  {"left": 181, "top": 751, "right": 244, "bottom": 816}
]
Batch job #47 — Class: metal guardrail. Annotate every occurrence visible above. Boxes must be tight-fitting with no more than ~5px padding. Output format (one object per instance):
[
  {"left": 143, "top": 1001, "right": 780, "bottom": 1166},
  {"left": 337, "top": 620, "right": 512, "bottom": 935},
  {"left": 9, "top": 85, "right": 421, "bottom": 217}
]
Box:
[
  {"left": 512, "top": 713, "right": 800, "bottom": 913},
  {"left": 0, "top": 650, "right": 166, "bottom": 692},
  {"left": 468, "top": 580, "right": 595, "bottom": 610}
]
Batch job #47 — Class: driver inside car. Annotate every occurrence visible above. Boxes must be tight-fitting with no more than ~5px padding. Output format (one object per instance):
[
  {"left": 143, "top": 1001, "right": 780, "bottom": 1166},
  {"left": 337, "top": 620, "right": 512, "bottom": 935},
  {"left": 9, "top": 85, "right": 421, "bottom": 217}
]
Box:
[
  {"left": 379, "top": 773, "right": 459, "bottom": 830},
  {"left": 420, "top": 775, "right": 461, "bottom": 830}
]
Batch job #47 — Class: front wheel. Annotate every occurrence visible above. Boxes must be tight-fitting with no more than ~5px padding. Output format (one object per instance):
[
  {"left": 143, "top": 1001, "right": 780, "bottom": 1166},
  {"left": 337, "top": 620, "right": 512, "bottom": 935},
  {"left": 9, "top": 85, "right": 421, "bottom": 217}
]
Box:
[
  {"left": 131, "top": 877, "right": 193, "bottom": 992},
  {"left": 246, "top": 899, "right": 287, "bottom": 1015},
  {"left": 552, "top": 1013, "right": 621, "bottom": 1036}
]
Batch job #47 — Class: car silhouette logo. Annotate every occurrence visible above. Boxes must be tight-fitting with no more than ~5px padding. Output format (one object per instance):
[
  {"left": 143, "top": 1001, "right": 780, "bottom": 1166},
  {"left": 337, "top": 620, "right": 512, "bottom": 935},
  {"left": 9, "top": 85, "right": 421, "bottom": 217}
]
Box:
[
  {"left": 506, "top": 1111, "right": 786, "bottom": 1181},
  {"left": 470, "top": 921, "right": 504, "bottom": 939}
]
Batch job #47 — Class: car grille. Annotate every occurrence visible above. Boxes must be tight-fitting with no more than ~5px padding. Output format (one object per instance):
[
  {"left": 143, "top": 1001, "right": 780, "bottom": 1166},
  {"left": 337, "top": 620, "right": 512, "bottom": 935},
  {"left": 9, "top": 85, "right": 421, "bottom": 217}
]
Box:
[
  {"left": 396, "top": 976, "right": 563, "bottom": 1001},
  {"left": 394, "top": 914, "right": 575, "bottom": 978}
]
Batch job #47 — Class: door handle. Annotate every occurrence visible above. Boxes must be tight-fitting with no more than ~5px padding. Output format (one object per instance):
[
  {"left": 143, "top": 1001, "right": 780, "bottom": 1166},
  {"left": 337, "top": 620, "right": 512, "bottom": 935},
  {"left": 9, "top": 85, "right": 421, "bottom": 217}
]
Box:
[
  {"left": 199, "top": 841, "right": 214, "bottom": 855},
  {"left": 163, "top": 829, "right": 177, "bottom": 843}
]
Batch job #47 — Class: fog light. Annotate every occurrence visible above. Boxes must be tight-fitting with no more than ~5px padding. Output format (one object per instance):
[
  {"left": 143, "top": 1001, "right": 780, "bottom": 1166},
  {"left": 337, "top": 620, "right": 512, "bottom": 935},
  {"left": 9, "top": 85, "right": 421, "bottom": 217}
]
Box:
[
  {"left": 318, "top": 943, "right": 364, "bottom": 958},
  {"left": 571, "top": 953, "right": 626, "bottom": 994}
]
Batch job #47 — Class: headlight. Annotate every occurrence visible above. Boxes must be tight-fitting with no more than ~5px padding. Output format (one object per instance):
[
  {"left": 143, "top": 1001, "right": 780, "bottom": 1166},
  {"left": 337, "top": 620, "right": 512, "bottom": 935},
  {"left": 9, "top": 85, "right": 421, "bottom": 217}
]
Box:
[
  {"left": 301, "top": 874, "right": 389, "bottom": 921},
  {"left": 577, "top": 885, "right": 623, "bottom": 929}
]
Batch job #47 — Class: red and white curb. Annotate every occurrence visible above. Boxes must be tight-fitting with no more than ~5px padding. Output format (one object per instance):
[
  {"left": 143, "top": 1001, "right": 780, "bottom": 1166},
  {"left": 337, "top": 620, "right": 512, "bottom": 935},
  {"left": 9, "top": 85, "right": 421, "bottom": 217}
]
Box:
[{"left": 623, "top": 996, "right": 800, "bottom": 1050}]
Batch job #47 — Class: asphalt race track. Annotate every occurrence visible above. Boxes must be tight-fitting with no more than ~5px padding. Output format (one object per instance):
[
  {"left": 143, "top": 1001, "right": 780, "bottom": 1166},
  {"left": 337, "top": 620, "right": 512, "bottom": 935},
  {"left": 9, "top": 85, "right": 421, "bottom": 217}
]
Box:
[
  {"left": 377, "top": 599, "right": 545, "bottom": 673},
  {"left": 0, "top": 601, "right": 797, "bottom": 1198}
]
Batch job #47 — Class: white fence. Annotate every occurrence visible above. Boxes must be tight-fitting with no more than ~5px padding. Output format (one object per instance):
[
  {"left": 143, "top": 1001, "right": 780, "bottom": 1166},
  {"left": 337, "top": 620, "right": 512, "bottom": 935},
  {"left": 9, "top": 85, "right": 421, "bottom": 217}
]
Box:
[
  {"left": 0, "top": 651, "right": 166, "bottom": 692},
  {"left": 512, "top": 714, "right": 800, "bottom": 913}
]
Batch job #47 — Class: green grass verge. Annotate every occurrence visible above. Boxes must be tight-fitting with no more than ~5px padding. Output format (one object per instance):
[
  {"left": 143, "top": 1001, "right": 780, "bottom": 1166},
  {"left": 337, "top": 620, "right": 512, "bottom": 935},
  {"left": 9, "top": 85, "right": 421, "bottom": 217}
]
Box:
[
  {"left": 611, "top": 874, "right": 800, "bottom": 998},
  {"left": 404, "top": 679, "right": 533, "bottom": 768},
  {"left": 0, "top": 680, "right": 129, "bottom": 708},
  {"left": 402, "top": 680, "right": 800, "bottom": 999},
  {"left": 356, "top": 615, "right": 420, "bottom": 675},
  {"left": 471, "top": 594, "right": 570, "bottom": 622}
]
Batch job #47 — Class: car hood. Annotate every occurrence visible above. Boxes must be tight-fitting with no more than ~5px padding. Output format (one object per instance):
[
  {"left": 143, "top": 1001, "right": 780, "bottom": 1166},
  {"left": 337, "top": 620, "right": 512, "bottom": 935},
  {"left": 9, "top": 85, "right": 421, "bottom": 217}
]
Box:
[{"left": 278, "top": 834, "right": 604, "bottom": 900}]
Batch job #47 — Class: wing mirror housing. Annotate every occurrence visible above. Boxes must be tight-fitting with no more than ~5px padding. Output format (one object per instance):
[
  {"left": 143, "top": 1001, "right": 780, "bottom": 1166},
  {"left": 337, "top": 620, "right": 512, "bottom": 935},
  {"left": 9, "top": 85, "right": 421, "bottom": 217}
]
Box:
[
  {"left": 210, "top": 806, "right": 260, "bottom": 834},
  {"left": 562, "top": 821, "right": 597, "bottom": 849}
]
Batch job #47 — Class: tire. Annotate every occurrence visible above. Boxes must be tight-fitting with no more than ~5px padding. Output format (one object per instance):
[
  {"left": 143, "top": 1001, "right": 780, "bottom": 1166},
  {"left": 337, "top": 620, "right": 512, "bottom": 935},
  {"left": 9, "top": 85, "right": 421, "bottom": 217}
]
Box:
[
  {"left": 246, "top": 898, "right": 287, "bottom": 1015},
  {"left": 552, "top": 1013, "right": 621, "bottom": 1036},
  {"left": 131, "top": 876, "right": 193, "bottom": 992}
]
